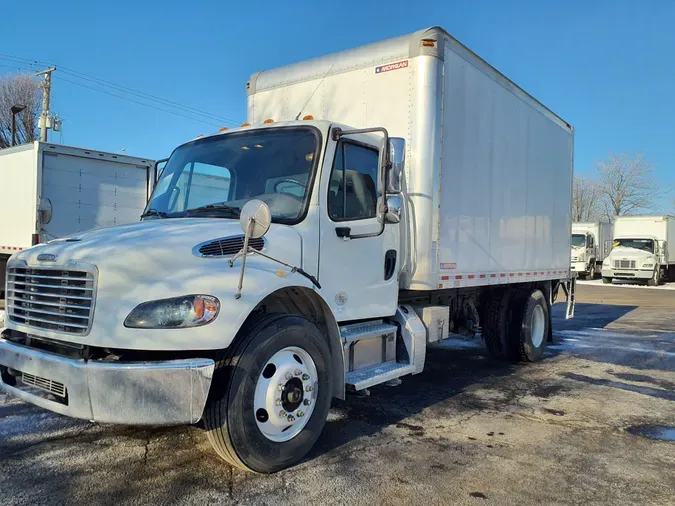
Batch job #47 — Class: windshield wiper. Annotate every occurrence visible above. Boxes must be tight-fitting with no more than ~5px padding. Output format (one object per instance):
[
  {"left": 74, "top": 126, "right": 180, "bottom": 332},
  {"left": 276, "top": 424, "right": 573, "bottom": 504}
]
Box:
[
  {"left": 186, "top": 203, "right": 241, "bottom": 217},
  {"left": 141, "top": 208, "right": 168, "bottom": 219}
]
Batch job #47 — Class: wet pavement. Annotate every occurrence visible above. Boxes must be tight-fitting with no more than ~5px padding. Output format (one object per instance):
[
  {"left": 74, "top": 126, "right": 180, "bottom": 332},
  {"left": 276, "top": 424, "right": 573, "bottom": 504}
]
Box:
[{"left": 0, "top": 283, "right": 674, "bottom": 505}]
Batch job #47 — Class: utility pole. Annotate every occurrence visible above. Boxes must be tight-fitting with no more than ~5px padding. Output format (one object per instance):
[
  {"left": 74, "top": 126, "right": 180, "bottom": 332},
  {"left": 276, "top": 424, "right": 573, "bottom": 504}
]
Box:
[{"left": 35, "top": 67, "right": 56, "bottom": 142}]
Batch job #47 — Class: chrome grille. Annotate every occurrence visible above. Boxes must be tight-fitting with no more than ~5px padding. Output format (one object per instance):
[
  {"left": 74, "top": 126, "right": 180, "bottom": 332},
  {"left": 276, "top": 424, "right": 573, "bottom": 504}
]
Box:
[
  {"left": 6, "top": 267, "right": 95, "bottom": 335},
  {"left": 614, "top": 260, "right": 636, "bottom": 269},
  {"left": 21, "top": 372, "right": 67, "bottom": 398},
  {"left": 197, "top": 236, "right": 264, "bottom": 257}
]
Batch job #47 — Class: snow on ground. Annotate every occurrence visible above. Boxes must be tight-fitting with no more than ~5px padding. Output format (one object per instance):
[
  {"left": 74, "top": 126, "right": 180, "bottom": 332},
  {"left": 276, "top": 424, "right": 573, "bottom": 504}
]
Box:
[{"left": 578, "top": 278, "right": 675, "bottom": 290}]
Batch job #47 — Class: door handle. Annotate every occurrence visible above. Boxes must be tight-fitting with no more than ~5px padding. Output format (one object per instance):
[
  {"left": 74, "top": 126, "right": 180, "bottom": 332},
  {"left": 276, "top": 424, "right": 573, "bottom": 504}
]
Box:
[{"left": 335, "top": 227, "right": 351, "bottom": 238}]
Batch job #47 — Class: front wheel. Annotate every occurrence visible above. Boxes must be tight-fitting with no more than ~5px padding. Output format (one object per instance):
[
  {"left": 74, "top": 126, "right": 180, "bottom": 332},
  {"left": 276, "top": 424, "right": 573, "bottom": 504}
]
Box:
[
  {"left": 588, "top": 263, "right": 596, "bottom": 279},
  {"left": 647, "top": 268, "right": 659, "bottom": 287},
  {"left": 204, "top": 314, "right": 333, "bottom": 473}
]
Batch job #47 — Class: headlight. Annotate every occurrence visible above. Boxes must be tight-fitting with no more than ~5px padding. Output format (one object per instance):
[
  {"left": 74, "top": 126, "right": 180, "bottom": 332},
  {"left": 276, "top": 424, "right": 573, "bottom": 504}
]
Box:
[
  {"left": 641, "top": 263, "right": 654, "bottom": 269},
  {"left": 124, "top": 295, "right": 220, "bottom": 329}
]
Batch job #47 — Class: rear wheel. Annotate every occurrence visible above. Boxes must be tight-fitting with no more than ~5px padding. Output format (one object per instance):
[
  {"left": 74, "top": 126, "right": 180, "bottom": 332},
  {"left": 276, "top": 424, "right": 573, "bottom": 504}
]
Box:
[
  {"left": 507, "top": 289, "right": 549, "bottom": 362},
  {"left": 204, "top": 314, "right": 333, "bottom": 473},
  {"left": 602, "top": 277, "right": 612, "bottom": 284},
  {"left": 482, "top": 291, "right": 512, "bottom": 359}
]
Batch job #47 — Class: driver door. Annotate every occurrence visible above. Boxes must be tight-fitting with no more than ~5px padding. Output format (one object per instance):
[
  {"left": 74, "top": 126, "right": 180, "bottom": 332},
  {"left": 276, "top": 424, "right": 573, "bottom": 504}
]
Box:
[{"left": 317, "top": 135, "right": 399, "bottom": 321}]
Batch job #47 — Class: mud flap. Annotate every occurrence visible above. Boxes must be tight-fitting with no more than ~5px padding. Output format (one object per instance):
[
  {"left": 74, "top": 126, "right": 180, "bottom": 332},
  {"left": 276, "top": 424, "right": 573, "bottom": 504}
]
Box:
[{"left": 564, "top": 277, "right": 576, "bottom": 319}]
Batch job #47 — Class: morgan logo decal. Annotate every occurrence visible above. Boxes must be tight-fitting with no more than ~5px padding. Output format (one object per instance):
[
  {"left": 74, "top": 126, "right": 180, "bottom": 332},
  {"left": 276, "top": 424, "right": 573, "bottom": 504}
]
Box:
[
  {"left": 440, "top": 263, "right": 457, "bottom": 270},
  {"left": 375, "top": 60, "right": 409, "bottom": 74},
  {"left": 37, "top": 253, "right": 57, "bottom": 262}
]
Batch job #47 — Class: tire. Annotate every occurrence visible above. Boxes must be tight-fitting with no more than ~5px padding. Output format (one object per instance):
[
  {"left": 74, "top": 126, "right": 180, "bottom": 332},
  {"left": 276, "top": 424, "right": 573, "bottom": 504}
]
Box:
[
  {"left": 602, "top": 277, "right": 612, "bottom": 284},
  {"left": 203, "top": 313, "right": 333, "bottom": 473},
  {"left": 647, "top": 268, "right": 659, "bottom": 287},
  {"left": 588, "top": 263, "right": 596, "bottom": 279},
  {"left": 506, "top": 289, "right": 549, "bottom": 363},
  {"left": 577, "top": 273, "right": 587, "bottom": 280},
  {"left": 482, "top": 290, "right": 512, "bottom": 359}
]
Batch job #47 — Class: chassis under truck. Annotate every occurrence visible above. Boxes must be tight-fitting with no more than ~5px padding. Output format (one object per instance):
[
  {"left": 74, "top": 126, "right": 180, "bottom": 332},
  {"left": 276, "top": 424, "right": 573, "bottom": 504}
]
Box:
[{"left": 0, "top": 27, "right": 574, "bottom": 473}]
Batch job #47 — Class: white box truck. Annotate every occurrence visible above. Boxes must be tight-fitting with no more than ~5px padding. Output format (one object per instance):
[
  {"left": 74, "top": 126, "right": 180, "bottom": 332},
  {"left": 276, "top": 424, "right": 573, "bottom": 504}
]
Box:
[
  {"left": 0, "top": 142, "right": 156, "bottom": 297},
  {"left": 602, "top": 215, "right": 675, "bottom": 285},
  {"left": 0, "top": 27, "right": 574, "bottom": 473},
  {"left": 571, "top": 222, "right": 612, "bottom": 279}
]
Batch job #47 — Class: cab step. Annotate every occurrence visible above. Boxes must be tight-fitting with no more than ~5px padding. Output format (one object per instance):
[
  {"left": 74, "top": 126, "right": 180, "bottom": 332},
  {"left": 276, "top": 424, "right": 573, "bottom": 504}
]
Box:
[
  {"left": 340, "top": 321, "right": 397, "bottom": 344},
  {"left": 345, "top": 362, "right": 415, "bottom": 391}
]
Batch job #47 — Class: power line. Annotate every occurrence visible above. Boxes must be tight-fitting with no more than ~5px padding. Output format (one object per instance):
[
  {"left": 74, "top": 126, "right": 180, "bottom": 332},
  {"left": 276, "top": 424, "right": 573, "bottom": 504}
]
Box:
[
  {"left": 56, "top": 67, "right": 240, "bottom": 126},
  {"left": 0, "top": 63, "right": 34, "bottom": 72},
  {"left": 0, "top": 53, "right": 241, "bottom": 126},
  {"left": 54, "top": 75, "right": 223, "bottom": 127}
]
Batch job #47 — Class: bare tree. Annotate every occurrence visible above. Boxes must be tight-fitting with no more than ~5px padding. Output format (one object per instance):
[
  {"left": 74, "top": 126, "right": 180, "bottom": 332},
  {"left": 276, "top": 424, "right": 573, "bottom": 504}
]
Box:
[
  {"left": 595, "top": 151, "right": 660, "bottom": 218},
  {"left": 572, "top": 175, "right": 601, "bottom": 222},
  {"left": 0, "top": 74, "right": 41, "bottom": 148}
]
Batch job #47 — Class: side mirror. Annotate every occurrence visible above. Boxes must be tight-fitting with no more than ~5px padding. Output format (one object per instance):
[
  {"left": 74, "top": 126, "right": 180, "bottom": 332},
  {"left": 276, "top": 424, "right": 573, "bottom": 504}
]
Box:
[
  {"left": 387, "top": 137, "right": 405, "bottom": 193},
  {"left": 385, "top": 195, "right": 402, "bottom": 223},
  {"left": 39, "top": 198, "right": 52, "bottom": 225}
]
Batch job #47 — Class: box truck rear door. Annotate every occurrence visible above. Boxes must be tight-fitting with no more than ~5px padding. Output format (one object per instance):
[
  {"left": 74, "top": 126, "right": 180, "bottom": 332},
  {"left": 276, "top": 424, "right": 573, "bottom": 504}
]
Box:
[{"left": 41, "top": 152, "right": 149, "bottom": 238}]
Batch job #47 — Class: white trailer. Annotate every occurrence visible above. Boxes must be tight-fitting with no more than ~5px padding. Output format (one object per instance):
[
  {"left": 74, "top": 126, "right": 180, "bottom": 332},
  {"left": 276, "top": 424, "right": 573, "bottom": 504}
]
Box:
[
  {"left": 602, "top": 215, "right": 675, "bottom": 284},
  {"left": 0, "top": 142, "right": 155, "bottom": 295},
  {"left": 571, "top": 222, "right": 612, "bottom": 278},
  {"left": 0, "top": 27, "right": 574, "bottom": 473}
]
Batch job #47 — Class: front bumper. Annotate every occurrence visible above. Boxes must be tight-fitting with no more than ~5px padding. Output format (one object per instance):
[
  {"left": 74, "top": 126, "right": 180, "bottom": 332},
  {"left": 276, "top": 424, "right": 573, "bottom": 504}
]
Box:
[
  {"left": 0, "top": 337, "right": 214, "bottom": 425},
  {"left": 601, "top": 267, "right": 653, "bottom": 281},
  {"left": 570, "top": 261, "right": 588, "bottom": 273}
]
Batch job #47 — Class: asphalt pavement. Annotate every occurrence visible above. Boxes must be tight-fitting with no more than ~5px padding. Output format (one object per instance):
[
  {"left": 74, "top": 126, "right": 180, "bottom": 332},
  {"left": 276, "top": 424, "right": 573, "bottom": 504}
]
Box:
[{"left": 1, "top": 282, "right": 674, "bottom": 505}]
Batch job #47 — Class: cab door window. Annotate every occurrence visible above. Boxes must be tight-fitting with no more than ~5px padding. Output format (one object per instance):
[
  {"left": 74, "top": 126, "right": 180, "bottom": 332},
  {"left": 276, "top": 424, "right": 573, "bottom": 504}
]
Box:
[{"left": 328, "top": 142, "right": 379, "bottom": 221}]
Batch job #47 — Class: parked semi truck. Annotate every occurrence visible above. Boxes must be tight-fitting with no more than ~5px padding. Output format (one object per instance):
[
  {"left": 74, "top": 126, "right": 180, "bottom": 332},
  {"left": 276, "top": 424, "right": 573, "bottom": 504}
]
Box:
[
  {"left": 0, "top": 27, "right": 574, "bottom": 473},
  {"left": 0, "top": 142, "right": 156, "bottom": 297},
  {"left": 571, "top": 222, "right": 612, "bottom": 279},
  {"left": 602, "top": 215, "right": 675, "bottom": 285}
]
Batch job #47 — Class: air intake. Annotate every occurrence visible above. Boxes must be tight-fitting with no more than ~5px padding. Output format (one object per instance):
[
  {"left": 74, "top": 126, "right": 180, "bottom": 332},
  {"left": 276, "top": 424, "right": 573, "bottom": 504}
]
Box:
[{"left": 196, "top": 235, "right": 265, "bottom": 258}]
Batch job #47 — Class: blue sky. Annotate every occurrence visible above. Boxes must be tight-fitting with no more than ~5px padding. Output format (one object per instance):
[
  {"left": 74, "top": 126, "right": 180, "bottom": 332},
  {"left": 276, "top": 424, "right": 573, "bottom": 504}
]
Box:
[{"left": 1, "top": 0, "right": 673, "bottom": 210}]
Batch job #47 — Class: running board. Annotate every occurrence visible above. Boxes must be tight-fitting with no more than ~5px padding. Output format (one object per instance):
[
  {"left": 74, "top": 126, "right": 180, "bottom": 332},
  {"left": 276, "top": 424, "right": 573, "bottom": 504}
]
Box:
[
  {"left": 345, "top": 362, "right": 415, "bottom": 391},
  {"left": 340, "top": 321, "right": 398, "bottom": 344}
]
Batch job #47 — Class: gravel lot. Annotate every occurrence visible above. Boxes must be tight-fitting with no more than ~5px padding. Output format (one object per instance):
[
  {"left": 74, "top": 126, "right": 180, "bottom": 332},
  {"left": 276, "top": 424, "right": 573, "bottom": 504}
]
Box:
[{"left": 1, "top": 283, "right": 674, "bottom": 506}]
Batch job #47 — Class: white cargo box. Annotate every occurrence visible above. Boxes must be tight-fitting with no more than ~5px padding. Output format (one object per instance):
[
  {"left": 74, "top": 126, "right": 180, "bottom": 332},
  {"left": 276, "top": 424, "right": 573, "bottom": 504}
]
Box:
[
  {"left": 0, "top": 142, "right": 155, "bottom": 253},
  {"left": 248, "top": 26, "right": 574, "bottom": 291},
  {"left": 572, "top": 222, "right": 613, "bottom": 261},
  {"left": 613, "top": 215, "right": 675, "bottom": 264}
]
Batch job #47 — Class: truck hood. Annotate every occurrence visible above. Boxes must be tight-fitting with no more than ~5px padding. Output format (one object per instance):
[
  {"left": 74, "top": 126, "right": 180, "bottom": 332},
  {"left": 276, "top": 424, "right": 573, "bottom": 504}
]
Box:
[
  {"left": 6, "top": 219, "right": 309, "bottom": 350},
  {"left": 16, "top": 218, "right": 302, "bottom": 268},
  {"left": 607, "top": 246, "right": 654, "bottom": 261}
]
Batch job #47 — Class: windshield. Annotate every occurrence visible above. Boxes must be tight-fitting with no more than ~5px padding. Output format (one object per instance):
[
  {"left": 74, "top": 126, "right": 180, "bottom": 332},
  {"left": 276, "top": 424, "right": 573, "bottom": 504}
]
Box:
[
  {"left": 571, "top": 234, "right": 585, "bottom": 247},
  {"left": 144, "top": 127, "right": 320, "bottom": 223},
  {"left": 613, "top": 238, "right": 654, "bottom": 253}
]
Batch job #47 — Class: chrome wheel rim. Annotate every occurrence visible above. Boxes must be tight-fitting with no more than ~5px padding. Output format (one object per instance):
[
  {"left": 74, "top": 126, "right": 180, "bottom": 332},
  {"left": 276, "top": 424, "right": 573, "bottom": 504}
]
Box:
[
  {"left": 531, "top": 305, "right": 546, "bottom": 348},
  {"left": 253, "top": 346, "right": 318, "bottom": 442}
]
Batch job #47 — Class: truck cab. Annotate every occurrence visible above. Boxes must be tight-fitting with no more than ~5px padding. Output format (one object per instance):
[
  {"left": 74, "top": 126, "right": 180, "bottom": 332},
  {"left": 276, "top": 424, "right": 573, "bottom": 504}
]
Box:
[
  {"left": 602, "top": 236, "right": 665, "bottom": 285},
  {"left": 0, "top": 120, "right": 408, "bottom": 471},
  {"left": 570, "top": 232, "right": 596, "bottom": 279}
]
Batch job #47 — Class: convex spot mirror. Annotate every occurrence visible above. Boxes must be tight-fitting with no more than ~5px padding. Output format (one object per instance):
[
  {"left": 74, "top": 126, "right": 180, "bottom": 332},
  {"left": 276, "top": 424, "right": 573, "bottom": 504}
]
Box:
[{"left": 239, "top": 199, "right": 271, "bottom": 238}]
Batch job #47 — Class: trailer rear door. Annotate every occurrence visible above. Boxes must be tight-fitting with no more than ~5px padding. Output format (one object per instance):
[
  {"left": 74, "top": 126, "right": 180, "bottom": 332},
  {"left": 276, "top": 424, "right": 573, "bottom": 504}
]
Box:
[{"left": 41, "top": 149, "right": 151, "bottom": 238}]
